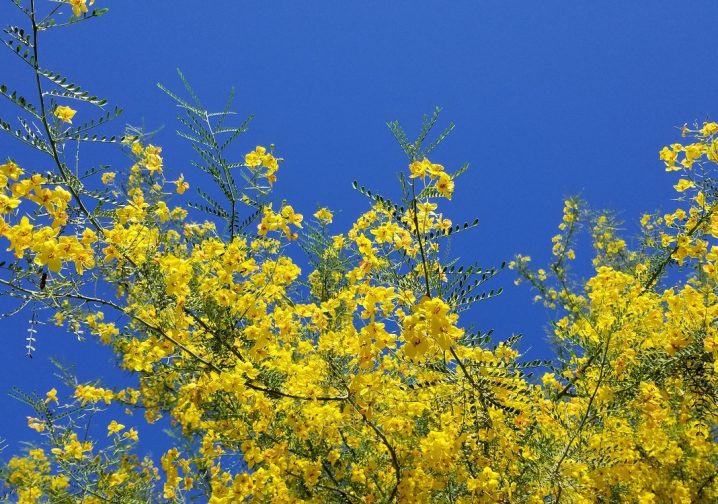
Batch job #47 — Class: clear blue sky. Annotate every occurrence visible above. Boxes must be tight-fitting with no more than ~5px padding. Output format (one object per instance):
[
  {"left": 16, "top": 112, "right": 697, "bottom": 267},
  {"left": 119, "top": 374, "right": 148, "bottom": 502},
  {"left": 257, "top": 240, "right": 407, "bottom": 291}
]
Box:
[{"left": 2, "top": 0, "right": 718, "bottom": 458}]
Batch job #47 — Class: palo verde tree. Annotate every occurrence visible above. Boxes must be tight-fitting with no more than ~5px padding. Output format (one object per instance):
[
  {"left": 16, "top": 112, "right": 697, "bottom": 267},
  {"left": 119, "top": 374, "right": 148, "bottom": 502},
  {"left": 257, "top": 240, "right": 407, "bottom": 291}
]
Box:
[{"left": 0, "top": 2, "right": 717, "bottom": 503}]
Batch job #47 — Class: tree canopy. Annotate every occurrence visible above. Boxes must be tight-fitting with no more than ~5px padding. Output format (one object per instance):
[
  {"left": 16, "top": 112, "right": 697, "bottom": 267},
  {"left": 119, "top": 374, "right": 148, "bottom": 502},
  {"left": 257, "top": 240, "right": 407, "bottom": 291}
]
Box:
[{"left": 1, "top": 2, "right": 717, "bottom": 503}]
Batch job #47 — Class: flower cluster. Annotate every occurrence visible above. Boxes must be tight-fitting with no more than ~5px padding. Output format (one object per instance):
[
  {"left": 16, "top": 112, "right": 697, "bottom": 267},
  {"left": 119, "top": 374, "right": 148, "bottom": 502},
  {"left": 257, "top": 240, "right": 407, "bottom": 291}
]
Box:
[{"left": 1, "top": 5, "right": 717, "bottom": 503}]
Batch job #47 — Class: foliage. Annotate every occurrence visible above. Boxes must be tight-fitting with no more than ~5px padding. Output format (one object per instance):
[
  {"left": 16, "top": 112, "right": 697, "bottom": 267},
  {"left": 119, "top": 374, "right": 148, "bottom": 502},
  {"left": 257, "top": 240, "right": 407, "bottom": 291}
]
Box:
[{"left": 0, "top": 2, "right": 717, "bottom": 503}]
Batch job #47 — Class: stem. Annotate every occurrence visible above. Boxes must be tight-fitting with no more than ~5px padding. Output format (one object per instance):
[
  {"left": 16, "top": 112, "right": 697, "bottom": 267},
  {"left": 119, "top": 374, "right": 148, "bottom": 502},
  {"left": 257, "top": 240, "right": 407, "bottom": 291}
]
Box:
[
  {"left": 0, "top": 278, "right": 348, "bottom": 401},
  {"left": 410, "top": 178, "right": 431, "bottom": 298},
  {"left": 641, "top": 203, "right": 716, "bottom": 293},
  {"left": 29, "top": 0, "right": 105, "bottom": 238},
  {"left": 408, "top": 176, "right": 492, "bottom": 421},
  {"left": 552, "top": 328, "right": 613, "bottom": 501},
  {"left": 357, "top": 405, "right": 401, "bottom": 502}
]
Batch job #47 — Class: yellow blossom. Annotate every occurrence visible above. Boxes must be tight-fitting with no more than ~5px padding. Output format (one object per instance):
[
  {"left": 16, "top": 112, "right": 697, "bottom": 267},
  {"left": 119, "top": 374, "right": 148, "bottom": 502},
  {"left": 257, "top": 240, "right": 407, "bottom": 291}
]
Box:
[
  {"left": 44, "top": 388, "right": 58, "bottom": 405},
  {"left": 67, "top": 0, "right": 93, "bottom": 17},
  {"left": 101, "top": 172, "right": 116, "bottom": 184},
  {"left": 175, "top": 174, "right": 189, "bottom": 194},
  {"left": 436, "top": 172, "right": 454, "bottom": 199},
  {"left": 26, "top": 417, "right": 45, "bottom": 433},
  {"left": 673, "top": 178, "right": 695, "bottom": 193},
  {"left": 313, "top": 207, "right": 333, "bottom": 224},
  {"left": 53, "top": 105, "right": 76, "bottom": 124},
  {"left": 107, "top": 420, "right": 125, "bottom": 436}
]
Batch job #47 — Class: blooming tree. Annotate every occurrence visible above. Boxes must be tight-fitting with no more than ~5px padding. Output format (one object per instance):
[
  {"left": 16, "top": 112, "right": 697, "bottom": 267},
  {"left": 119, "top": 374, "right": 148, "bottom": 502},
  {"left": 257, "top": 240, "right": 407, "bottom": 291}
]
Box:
[{"left": 0, "top": 2, "right": 717, "bottom": 503}]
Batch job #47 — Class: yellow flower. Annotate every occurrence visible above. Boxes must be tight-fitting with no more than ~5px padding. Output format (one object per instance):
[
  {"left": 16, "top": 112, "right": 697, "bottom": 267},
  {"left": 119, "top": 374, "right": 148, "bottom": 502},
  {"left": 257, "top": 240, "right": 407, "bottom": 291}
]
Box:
[
  {"left": 281, "top": 204, "right": 303, "bottom": 227},
  {"left": 54, "top": 105, "right": 76, "bottom": 124},
  {"left": 313, "top": 207, "right": 333, "bottom": 224},
  {"left": 27, "top": 416, "right": 45, "bottom": 433},
  {"left": 426, "top": 161, "right": 445, "bottom": 177},
  {"left": 155, "top": 201, "right": 170, "bottom": 223},
  {"left": 409, "top": 158, "right": 445, "bottom": 178},
  {"left": 75, "top": 384, "right": 114, "bottom": 405},
  {"left": 28, "top": 448, "right": 45, "bottom": 460},
  {"left": 244, "top": 146, "right": 280, "bottom": 183},
  {"left": 45, "top": 388, "right": 58, "bottom": 404},
  {"left": 68, "top": 0, "right": 88, "bottom": 17},
  {"left": 107, "top": 420, "right": 125, "bottom": 436},
  {"left": 436, "top": 172, "right": 454, "bottom": 199},
  {"left": 245, "top": 146, "right": 267, "bottom": 168},
  {"left": 0, "top": 161, "right": 23, "bottom": 184},
  {"left": 409, "top": 158, "right": 429, "bottom": 178},
  {"left": 659, "top": 146, "right": 677, "bottom": 166},
  {"left": 101, "top": 172, "right": 116, "bottom": 184},
  {"left": 673, "top": 179, "right": 695, "bottom": 193},
  {"left": 142, "top": 145, "right": 163, "bottom": 174},
  {"left": 51, "top": 474, "right": 70, "bottom": 491},
  {"left": 0, "top": 194, "right": 21, "bottom": 213},
  {"left": 175, "top": 174, "right": 189, "bottom": 194},
  {"left": 700, "top": 122, "right": 718, "bottom": 136}
]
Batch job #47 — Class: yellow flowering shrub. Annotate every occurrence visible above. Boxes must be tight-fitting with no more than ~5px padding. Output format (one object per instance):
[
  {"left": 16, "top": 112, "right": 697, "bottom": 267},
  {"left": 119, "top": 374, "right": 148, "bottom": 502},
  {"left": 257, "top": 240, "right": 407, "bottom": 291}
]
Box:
[{"left": 0, "top": 2, "right": 717, "bottom": 503}]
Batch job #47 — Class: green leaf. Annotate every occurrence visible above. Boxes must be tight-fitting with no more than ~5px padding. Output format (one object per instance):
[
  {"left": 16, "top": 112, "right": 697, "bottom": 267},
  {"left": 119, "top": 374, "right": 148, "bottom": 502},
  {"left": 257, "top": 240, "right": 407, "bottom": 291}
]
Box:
[
  {"left": 39, "top": 68, "right": 107, "bottom": 107},
  {"left": 425, "top": 218, "right": 480, "bottom": 240},
  {"left": 2, "top": 39, "right": 36, "bottom": 67},
  {"left": 43, "top": 89, "right": 108, "bottom": 107},
  {"left": 0, "top": 116, "right": 51, "bottom": 153},
  {"left": 71, "top": 134, "right": 120, "bottom": 143},
  {"left": 3, "top": 26, "right": 32, "bottom": 47},
  {"left": 0, "top": 84, "right": 40, "bottom": 118},
  {"left": 59, "top": 106, "right": 122, "bottom": 139}
]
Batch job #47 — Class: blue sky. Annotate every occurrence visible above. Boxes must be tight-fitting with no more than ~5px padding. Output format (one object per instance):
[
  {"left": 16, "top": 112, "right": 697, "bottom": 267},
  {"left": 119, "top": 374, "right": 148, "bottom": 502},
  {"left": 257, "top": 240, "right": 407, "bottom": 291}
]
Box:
[{"left": 2, "top": 0, "right": 718, "bottom": 458}]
